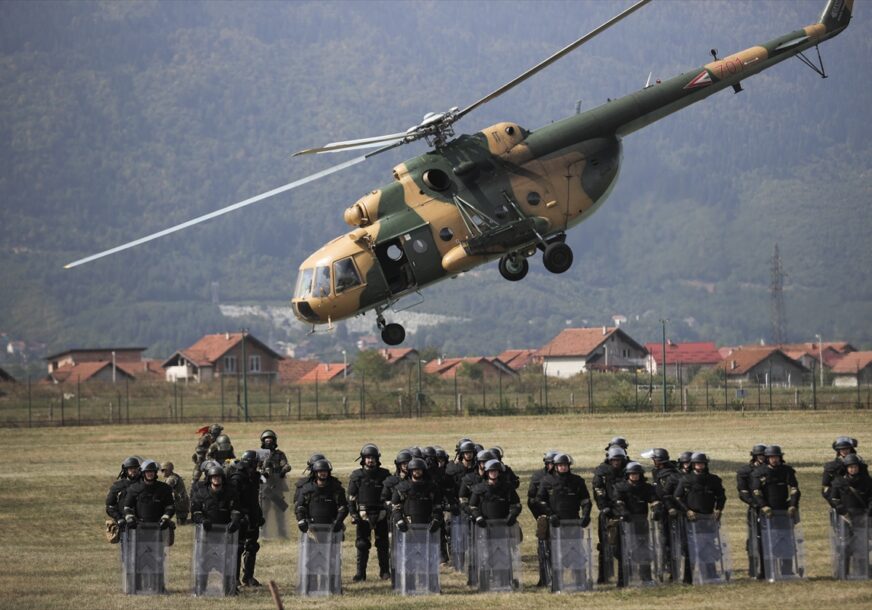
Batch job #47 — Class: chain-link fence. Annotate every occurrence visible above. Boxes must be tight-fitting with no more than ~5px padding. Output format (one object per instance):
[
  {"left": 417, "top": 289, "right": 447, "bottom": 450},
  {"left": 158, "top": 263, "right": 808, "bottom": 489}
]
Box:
[{"left": 0, "top": 369, "right": 868, "bottom": 427}]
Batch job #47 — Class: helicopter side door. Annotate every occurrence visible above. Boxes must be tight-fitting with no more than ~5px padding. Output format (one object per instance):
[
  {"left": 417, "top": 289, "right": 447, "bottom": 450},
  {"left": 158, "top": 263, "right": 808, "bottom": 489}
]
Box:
[{"left": 374, "top": 225, "right": 442, "bottom": 296}]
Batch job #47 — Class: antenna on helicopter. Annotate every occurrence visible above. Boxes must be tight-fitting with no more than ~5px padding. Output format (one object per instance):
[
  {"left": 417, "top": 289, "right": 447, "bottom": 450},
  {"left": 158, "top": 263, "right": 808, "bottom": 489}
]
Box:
[{"left": 710, "top": 48, "right": 719, "bottom": 61}]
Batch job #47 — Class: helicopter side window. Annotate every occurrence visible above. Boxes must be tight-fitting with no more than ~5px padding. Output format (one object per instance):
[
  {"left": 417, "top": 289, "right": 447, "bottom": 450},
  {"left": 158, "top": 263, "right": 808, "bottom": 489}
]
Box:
[
  {"left": 294, "top": 268, "right": 314, "bottom": 299},
  {"left": 313, "top": 266, "right": 331, "bottom": 297},
  {"left": 333, "top": 257, "right": 362, "bottom": 294}
]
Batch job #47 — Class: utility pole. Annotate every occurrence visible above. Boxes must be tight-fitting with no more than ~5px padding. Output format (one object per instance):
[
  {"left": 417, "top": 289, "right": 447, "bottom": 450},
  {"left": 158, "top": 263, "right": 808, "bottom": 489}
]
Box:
[
  {"left": 661, "top": 319, "right": 668, "bottom": 413},
  {"left": 241, "top": 328, "right": 250, "bottom": 422},
  {"left": 815, "top": 333, "right": 824, "bottom": 388},
  {"left": 770, "top": 243, "right": 787, "bottom": 344}
]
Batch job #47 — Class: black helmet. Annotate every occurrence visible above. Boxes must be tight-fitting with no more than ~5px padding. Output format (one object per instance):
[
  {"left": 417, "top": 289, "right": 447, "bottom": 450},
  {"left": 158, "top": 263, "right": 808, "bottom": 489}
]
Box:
[
  {"left": 473, "top": 443, "right": 484, "bottom": 454},
  {"left": 843, "top": 454, "right": 862, "bottom": 467},
  {"left": 455, "top": 437, "right": 472, "bottom": 452},
  {"left": 408, "top": 447, "right": 423, "bottom": 459},
  {"left": 750, "top": 444, "right": 767, "bottom": 456},
  {"left": 207, "top": 464, "right": 225, "bottom": 478},
  {"left": 476, "top": 449, "right": 496, "bottom": 464},
  {"left": 306, "top": 453, "right": 326, "bottom": 471},
  {"left": 359, "top": 443, "right": 381, "bottom": 461},
  {"left": 395, "top": 449, "right": 413, "bottom": 466},
  {"left": 122, "top": 456, "right": 141, "bottom": 470},
  {"left": 312, "top": 459, "right": 332, "bottom": 473},
  {"left": 625, "top": 461, "right": 644, "bottom": 476},
  {"left": 434, "top": 447, "right": 449, "bottom": 461},
  {"left": 484, "top": 459, "right": 505, "bottom": 473},
  {"left": 764, "top": 445, "right": 783, "bottom": 457},
  {"left": 209, "top": 424, "right": 223, "bottom": 437},
  {"left": 543, "top": 449, "right": 559, "bottom": 464},
  {"left": 408, "top": 458, "right": 427, "bottom": 472},
  {"left": 489, "top": 446, "right": 504, "bottom": 460},
  {"left": 200, "top": 459, "right": 219, "bottom": 473},
  {"left": 423, "top": 446, "right": 437, "bottom": 459},
  {"left": 260, "top": 429, "right": 278, "bottom": 447},
  {"left": 240, "top": 450, "right": 259, "bottom": 468},
  {"left": 215, "top": 434, "right": 232, "bottom": 449},
  {"left": 607, "top": 446, "right": 628, "bottom": 461},
  {"left": 651, "top": 448, "right": 670, "bottom": 462},
  {"left": 607, "top": 436, "right": 629, "bottom": 450},
  {"left": 833, "top": 436, "right": 858, "bottom": 451},
  {"left": 141, "top": 460, "right": 159, "bottom": 473},
  {"left": 678, "top": 451, "right": 693, "bottom": 464},
  {"left": 459, "top": 440, "right": 476, "bottom": 454},
  {"left": 553, "top": 453, "right": 573, "bottom": 466},
  {"left": 690, "top": 452, "right": 709, "bottom": 464}
]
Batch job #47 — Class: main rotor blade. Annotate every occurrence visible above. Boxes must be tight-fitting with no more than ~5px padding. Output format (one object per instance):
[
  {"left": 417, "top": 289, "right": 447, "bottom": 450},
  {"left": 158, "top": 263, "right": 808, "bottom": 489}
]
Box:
[
  {"left": 294, "top": 132, "right": 408, "bottom": 156},
  {"left": 457, "top": 0, "right": 651, "bottom": 120},
  {"left": 64, "top": 155, "right": 367, "bottom": 269}
]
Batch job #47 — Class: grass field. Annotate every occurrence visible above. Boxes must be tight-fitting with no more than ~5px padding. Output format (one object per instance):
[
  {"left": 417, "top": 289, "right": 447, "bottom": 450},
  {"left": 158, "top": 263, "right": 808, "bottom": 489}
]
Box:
[{"left": 2, "top": 411, "right": 871, "bottom": 609}]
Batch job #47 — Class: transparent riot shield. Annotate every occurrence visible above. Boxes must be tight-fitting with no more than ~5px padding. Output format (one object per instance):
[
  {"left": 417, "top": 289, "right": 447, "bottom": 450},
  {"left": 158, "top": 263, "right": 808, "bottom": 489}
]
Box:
[
  {"left": 450, "top": 514, "right": 469, "bottom": 572},
  {"left": 620, "top": 515, "right": 660, "bottom": 587},
  {"left": 466, "top": 516, "right": 478, "bottom": 587},
  {"left": 760, "top": 510, "right": 805, "bottom": 582},
  {"left": 747, "top": 508, "right": 762, "bottom": 579},
  {"left": 474, "top": 519, "right": 521, "bottom": 592},
  {"left": 121, "top": 523, "right": 169, "bottom": 595},
  {"left": 260, "top": 472, "right": 291, "bottom": 540},
  {"left": 549, "top": 520, "right": 593, "bottom": 593},
  {"left": 652, "top": 515, "right": 685, "bottom": 583},
  {"left": 685, "top": 514, "right": 731, "bottom": 585},
  {"left": 191, "top": 523, "right": 239, "bottom": 596},
  {"left": 297, "top": 524, "right": 342, "bottom": 596},
  {"left": 395, "top": 523, "right": 440, "bottom": 595},
  {"left": 830, "top": 511, "right": 871, "bottom": 580}
]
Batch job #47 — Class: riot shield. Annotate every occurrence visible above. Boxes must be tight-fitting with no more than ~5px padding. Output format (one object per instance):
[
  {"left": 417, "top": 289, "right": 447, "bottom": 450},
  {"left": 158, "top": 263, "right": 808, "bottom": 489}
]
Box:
[
  {"left": 395, "top": 523, "right": 440, "bottom": 595},
  {"left": 297, "top": 524, "right": 342, "bottom": 596},
  {"left": 474, "top": 519, "right": 521, "bottom": 592},
  {"left": 760, "top": 509, "right": 805, "bottom": 582},
  {"left": 466, "top": 516, "right": 478, "bottom": 587},
  {"left": 685, "top": 514, "right": 731, "bottom": 585},
  {"left": 121, "top": 523, "right": 169, "bottom": 595},
  {"left": 260, "top": 472, "right": 291, "bottom": 540},
  {"left": 620, "top": 515, "right": 660, "bottom": 587},
  {"left": 747, "top": 508, "right": 763, "bottom": 579},
  {"left": 549, "top": 519, "right": 593, "bottom": 593},
  {"left": 830, "top": 510, "right": 871, "bottom": 580},
  {"left": 652, "top": 515, "right": 685, "bottom": 583},
  {"left": 191, "top": 523, "right": 239, "bottom": 596},
  {"left": 450, "top": 514, "right": 469, "bottom": 572}
]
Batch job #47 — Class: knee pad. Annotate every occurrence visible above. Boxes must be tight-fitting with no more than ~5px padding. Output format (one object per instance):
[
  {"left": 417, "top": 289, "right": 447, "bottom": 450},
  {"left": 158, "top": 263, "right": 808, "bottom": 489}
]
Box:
[{"left": 356, "top": 538, "right": 372, "bottom": 551}]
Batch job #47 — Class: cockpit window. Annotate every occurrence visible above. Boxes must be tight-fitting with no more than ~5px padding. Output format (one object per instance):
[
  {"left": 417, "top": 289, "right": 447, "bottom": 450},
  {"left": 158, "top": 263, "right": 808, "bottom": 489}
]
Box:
[
  {"left": 294, "top": 268, "right": 314, "bottom": 299},
  {"left": 333, "top": 257, "right": 362, "bottom": 294},
  {"left": 313, "top": 266, "right": 331, "bottom": 297}
]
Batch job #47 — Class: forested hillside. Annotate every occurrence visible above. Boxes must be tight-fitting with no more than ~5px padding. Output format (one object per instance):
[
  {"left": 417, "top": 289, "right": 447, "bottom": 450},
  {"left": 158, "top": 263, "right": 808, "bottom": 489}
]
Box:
[{"left": 1, "top": 0, "right": 870, "bottom": 369}]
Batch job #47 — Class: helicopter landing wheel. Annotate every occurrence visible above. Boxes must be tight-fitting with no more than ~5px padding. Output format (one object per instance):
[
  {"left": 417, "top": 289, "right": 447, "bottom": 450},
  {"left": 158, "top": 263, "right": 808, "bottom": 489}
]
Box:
[
  {"left": 498, "top": 254, "right": 529, "bottom": 281},
  {"left": 543, "top": 242, "right": 573, "bottom": 274},
  {"left": 381, "top": 323, "right": 406, "bottom": 346}
]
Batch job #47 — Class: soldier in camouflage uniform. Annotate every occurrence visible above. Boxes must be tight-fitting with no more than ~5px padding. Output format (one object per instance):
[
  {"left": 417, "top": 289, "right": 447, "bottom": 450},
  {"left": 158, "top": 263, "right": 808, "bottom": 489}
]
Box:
[
  {"left": 160, "top": 462, "right": 190, "bottom": 524},
  {"left": 192, "top": 424, "right": 222, "bottom": 484}
]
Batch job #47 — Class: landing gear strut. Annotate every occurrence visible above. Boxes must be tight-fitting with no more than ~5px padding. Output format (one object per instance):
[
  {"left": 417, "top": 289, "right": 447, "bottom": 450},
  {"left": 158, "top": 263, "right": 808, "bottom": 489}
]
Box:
[
  {"left": 376, "top": 311, "right": 406, "bottom": 346},
  {"left": 498, "top": 253, "right": 529, "bottom": 281},
  {"left": 543, "top": 241, "right": 573, "bottom": 274}
]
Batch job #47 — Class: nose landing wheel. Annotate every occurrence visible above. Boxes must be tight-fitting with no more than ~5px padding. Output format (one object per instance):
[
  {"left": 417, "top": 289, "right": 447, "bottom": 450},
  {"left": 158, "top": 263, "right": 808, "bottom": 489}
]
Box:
[{"left": 499, "top": 254, "right": 529, "bottom": 281}]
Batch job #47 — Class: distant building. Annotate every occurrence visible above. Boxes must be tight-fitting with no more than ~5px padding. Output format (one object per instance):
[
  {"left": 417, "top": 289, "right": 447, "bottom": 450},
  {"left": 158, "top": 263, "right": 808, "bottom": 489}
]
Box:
[
  {"left": 162, "top": 333, "right": 282, "bottom": 383},
  {"left": 494, "top": 349, "right": 540, "bottom": 372},
  {"left": 536, "top": 327, "right": 647, "bottom": 378},
  {"left": 45, "top": 347, "right": 146, "bottom": 374},
  {"left": 296, "top": 362, "right": 350, "bottom": 384},
  {"left": 378, "top": 348, "right": 420, "bottom": 367},
  {"left": 43, "top": 347, "right": 160, "bottom": 384},
  {"left": 644, "top": 341, "right": 722, "bottom": 377},
  {"left": 0, "top": 366, "right": 15, "bottom": 383},
  {"left": 717, "top": 347, "right": 807, "bottom": 386},
  {"left": 278, "top": 357, "right": 320, "bottom": 384},
  {"left": 831, "top": 351, "right": 872, "bottom": 388},
  {"left": 47, "top": 360, "right": 137, "bottom": 384},
  {"left": 424, "top": 357, "right": 517, "bottom": 380}
]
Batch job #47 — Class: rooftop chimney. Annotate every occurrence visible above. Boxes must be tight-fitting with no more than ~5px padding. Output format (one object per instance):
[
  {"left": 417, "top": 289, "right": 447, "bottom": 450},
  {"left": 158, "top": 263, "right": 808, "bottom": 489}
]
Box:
[
  {"left": 225, "top": 332, "right": 230, "bottom": 340},
  {"left": 602, "top": 326, "right": 607, "bottom": 335}
]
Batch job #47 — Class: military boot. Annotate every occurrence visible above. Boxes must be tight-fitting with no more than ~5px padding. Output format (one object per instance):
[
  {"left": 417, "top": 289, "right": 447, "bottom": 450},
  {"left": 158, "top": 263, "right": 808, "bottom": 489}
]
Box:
[
  {"left": 377, "top": 543, "right": 391, "bottom": 579},
  {"left": 241, "top": 553, "right": 260, "bottom": 587},
  {"left": 353, "top": 551, "right": 368, "bottom": 582}
]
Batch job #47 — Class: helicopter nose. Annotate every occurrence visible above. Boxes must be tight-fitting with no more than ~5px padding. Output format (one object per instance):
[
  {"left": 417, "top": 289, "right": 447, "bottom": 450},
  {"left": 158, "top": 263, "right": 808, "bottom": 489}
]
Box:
[{"left": 293, "top": 300, "right": 321, "bottom": 323}]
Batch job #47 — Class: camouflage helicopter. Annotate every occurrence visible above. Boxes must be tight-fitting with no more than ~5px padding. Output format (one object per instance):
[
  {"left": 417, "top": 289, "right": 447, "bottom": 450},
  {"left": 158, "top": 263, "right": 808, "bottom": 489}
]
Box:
[{"left": 67, "top": 0, "right": 853, "bottom": 346}]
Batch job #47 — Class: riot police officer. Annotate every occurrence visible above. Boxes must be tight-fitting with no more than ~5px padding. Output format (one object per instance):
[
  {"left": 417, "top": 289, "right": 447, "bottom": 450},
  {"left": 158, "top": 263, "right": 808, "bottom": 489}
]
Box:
[
  {"left": 391, "top": 457, "right": 443, "bottom": 532},
  {"left": 647, "top": 448, "right": 680, "bottom": 580},
  {"left": 822, "top": 436, "right": 864, "bottom": 507},
  {"left": 105, "top": 456, "right": 141, "bottom": 542},
  {"left": 537, "top": 453, "right": 592, "bottom": 526},
  {"left": 382, "top": 449, "right": 412, "bottom": 510},
  {"left": 488, "top": 446, "right": 520, "bottom": 489},
  {"left": 229, "top": 450, "right": 264, "bottom": 587},
  {"left": 295, "top": 459, "right": 348, "bottom": 533},
  {"left": 612, "top": 461, "right": 659, "bottom": 587},
  {"left": 469, "top": 459, "right": 522, "bottom": 528},
  {"left": 190, "top": 465, "right": 241, "bottom": 595},
  {"left": 677, "top": 451, "right": 693, "bottom": 474},
  {"left": 737, "top": 443, "right": 767, "bottom": 579},
  {"left": 260, "top": 429, "right": 292, "bottom": 476},
  {"left": 160, "top": 462, "right": 189, "bottom": 525},
  {"left": 123, "top": 460, "right": 176, "bottom": 529},
  {"left": 831, "top": 453, "right": 872, "bottom": 515},
  {"left": 459, "top": 450, "right": 495, "bottom": 516},
  {"left": 348, "top": 443, "right": 391, "bottom": 582},
  {"left": 208, "top": 433, "right": 236, "bottom": 465},
  {"left": 529, "top": 449, "right": 558, "bottom": 586},
  {"left": 673, "top": 452, "right": 726, "bottom": 583},
  {"left": 193, "top": 424, "right": 222, "bottom": 484},
  {"left": 593, "top": 445, "right": 628, "bottom": 583},
  {"left": 751, "top": 445, "right": 801, "bottom": 520},
  {"left": 431, "top": 446, "right": 454, "bottom": 564},
  {"left": 294, "top": 453, "right": 326, "bottom": 504}
]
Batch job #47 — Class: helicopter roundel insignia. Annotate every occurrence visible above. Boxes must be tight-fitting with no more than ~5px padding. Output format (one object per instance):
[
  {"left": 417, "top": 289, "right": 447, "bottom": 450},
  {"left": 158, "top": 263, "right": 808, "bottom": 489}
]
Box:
[{"left": 684, "top": 70, "right": 713, "bottom": 89}]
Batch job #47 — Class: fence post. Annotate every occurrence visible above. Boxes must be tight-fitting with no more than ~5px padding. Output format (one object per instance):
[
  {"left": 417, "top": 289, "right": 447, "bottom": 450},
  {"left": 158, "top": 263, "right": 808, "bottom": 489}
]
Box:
[
  {"left": 587, "top": 371, "right": 592, "bottom": 415},
  {"left": 812, "top": 361, "right": 818, "bottom": 410},
  {"left": 60, "top": 387, "right": 65, "bottom": 426},
  {"left": 126, "top": 378, "right": 130, "bottom": 423},
  {"left": 268, "top": 374, "right": 273, "bottom": 420},
  {"left": 220, "top": 374, "right": 225, "bottom": 422},
  {"left": 179, "top": 385, "right": 184, "bottom": 422},
  {"left": 724, "top": 380, "right": 728, "bottom": 410},
  {"left": 286, "top": 397, "right": 291, "bottom": 420},
  {"left": 28, "top": 376, "right": 32, "bottom": 428},
  {"left": 361, "top": 371, "right": 366, "bottom": 420},
  {"left": 77, "top": 376, "right": 81, "bottom": 424},
  {"left": 297, "top": 387, "right": 302, "bottom": 420},
  {"left": 705, "top": 380, "right": 709, "bottom": 411}
]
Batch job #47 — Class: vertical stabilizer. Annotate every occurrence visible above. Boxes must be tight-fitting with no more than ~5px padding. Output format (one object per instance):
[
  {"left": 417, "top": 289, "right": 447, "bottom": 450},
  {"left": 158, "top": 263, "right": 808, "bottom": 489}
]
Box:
[{"left": 819, "top": 0, "right": 853, "bottom": 35}]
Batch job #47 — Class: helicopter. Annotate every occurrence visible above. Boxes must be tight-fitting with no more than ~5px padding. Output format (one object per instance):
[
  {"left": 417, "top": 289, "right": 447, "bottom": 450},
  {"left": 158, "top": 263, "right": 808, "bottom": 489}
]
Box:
[{"left": 66, "top": 0, "right": 853, "bottom": 346}]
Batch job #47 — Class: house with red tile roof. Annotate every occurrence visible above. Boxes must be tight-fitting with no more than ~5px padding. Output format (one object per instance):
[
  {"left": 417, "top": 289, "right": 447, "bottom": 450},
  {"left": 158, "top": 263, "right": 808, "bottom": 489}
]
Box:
[
  {"left": 494, "top": 349, "right": 540, "bottom": 372},
  {"left": 536, "top": 327, "right": 647, "bottom": 377},
  {"left": 43, "top": 346, "right": 163, "bottom": 383},
  {"left": 278, "top": 357, "right": 320, "bottom": 384},
  {"left": 45, "top": 347, "right": 146, "bottom": 374},
  {"left": 831, "top": 351, "right": 872, "bottom": 387},
  {"left": 423, "top": 357, "right": 516, "bottom": 380},
  {"left": 296, "top": 362, "right": 351, "bottom": 384},
  {"left": 644, "top": 341, "right": 722, "bottom": 377},
  {"left": 717, "top": 347, "right": 807, "bottom": 385},
  {"left": 378, "top": 348, "right": 419, "bottom": 366},
  {"left": 47, "top": 360, "right": 136, "bottom": 384},
  {"left": 162, "top": 332, "right": 282, "bottom": 382}
]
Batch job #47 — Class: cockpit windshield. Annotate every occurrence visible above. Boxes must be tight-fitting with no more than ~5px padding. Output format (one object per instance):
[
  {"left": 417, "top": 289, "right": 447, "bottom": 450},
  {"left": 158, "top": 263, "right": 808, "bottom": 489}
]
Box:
[
  {"left": 313, "top": 266, "right": 331, "bottom": 298},
  {"left": 294, "top": 268, "right": 314, "bottom": 299},
  {"left": 333, "top": 257, "right": 362, "bottom": 293}
]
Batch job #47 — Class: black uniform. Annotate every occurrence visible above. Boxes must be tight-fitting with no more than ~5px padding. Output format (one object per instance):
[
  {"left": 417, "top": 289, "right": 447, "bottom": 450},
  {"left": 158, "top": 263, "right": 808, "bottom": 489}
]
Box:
[
  {"left": 612, "top": 478, "right": 658, "bottom": 587},
  {"left": 124, "top": 480, "right": 176, "bottom": 523},
  {"left": 651, "top": 461, "right": 681, "bottom": 579},
  {"left": 737, "top": 459, "right": 765, "bottom": 578},
  {"left": 592, "top": 460, "right": 624, "bottom": 583},
  {"left": 528, "top": 466, "right": 553, "bottom": 586},
  {"left": 823, "top": 456, "right": 868, "bottom": 507},
  {"left": 751, "top": 463, "right": 800, "bottom": 512},
  {"left": 190, "top": 482, "right": 241, "bottom": 527},
  {"left": 468, "top": 477, "right": 521, "bottom": 523},
  {"left": 106, "top": 477, "right": 138, "bottom": 523},
  {"left": 831, "top": 469, "right": 872, "bottom": 515},
  {"left": 391, "top": 478, "right": 442, "bottom": 526},
  {"left": 295, "top": 477, "right": 348, "bottom": 527},
  {"left": 348, "top": 465, "right": 392, "bottom": 579},
  {"left": 674, "top": 470, "right": 726, "bottom": 583},
  {"left": 229, "top": 466, "right": 263, "bottom": 586},
  {"left": 537, "top": 471, "right": 592, "bottom": 523}
]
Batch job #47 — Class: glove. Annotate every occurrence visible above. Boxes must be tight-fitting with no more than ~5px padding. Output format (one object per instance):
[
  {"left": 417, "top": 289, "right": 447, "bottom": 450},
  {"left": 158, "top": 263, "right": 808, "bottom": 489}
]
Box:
[
  {"left": 396, "top": 520, "right": 409, "bottom": 533},
  {"left": 428, "top": 519, "right": 441, "bottom": 533},
  {"left": 506, "top": 514, "right": 517, "bottom": 527},
  {"left": 549, "top": 515, "right": 560, "bottom": 527},
  {"left": 124, "top": 515, "right": 137, "bottom": 530},
  {"left": 581, "top": 515, "right": 591, "bottom": 528},
  {"left": 297, "top": 520, "right": 309, "bottom": 533},
  {"left": 761, "top": 506, "right": 773, "bottom": 518},
  {"left": 202, "top": 519, "right": 212, "bottom": 531},
  {"left": 116, "top": 518, "right": 126, "bottom": 529},
  {"left": 475, "top": 516, "right": 487, "bottom": 529},
  {"left": 159, "top": 515, "right": 172, "bottom": 530},
  {"left": 713, "top": 509, "right": 722, "bottom": 522},
  {"left": 227, "top": 519, "right": 240, "bottom": 534},
  {"left": 331, "top": 520, "right": 343, "bottom": 533},
  {"left": 787, "top": 506, "right": 798, "bottom": 522},
  {"left": 686, "top": 510, "right": 697, "bottom": 522}
]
